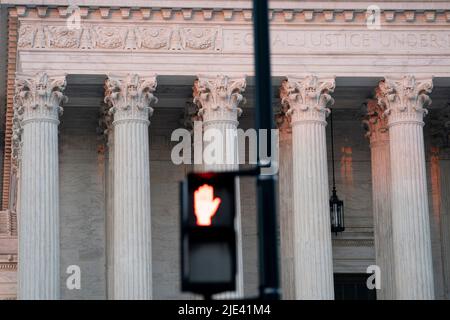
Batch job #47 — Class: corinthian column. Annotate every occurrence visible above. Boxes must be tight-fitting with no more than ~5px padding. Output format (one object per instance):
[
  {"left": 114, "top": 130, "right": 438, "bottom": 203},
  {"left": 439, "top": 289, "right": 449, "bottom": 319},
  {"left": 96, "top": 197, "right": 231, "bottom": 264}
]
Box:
[
  {"left": 363, "top": 98, "right": 396, "bottom": 300},
  {"left": 280, "top": 75, "right": 335, "bottom": 300},
  {"left": 104, "top": 74, "right": 157, "bottom": 300},
  {"left": 377, "top": 76, "right": 435, "bottom": 299},
  {"left": 193, "top": 75, "right": 246, "bottom": 298},
  {"left": 275, "top": 105, "right": 295, "bottom": 299},
  {"left": 14, "top": 72, "right": 67, "bottom": 299}
]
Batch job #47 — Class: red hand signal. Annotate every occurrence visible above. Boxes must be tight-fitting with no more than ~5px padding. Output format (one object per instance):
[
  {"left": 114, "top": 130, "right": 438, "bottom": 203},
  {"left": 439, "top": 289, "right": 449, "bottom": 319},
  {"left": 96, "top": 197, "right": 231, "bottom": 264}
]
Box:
[{"left": 194, "top": 184, "right": 221, "bottom": 226}]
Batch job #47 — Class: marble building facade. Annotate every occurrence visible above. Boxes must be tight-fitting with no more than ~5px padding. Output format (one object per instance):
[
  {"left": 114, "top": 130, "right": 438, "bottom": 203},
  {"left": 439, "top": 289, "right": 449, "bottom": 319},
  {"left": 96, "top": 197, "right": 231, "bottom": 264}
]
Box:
[{"left": 0, "top": 0, "right": 450, "bottom": 300}]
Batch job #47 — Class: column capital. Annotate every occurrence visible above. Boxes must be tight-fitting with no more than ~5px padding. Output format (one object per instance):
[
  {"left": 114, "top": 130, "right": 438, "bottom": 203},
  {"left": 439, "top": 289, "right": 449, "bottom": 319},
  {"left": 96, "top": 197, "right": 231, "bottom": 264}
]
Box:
[
  {"left": 14, "top": 72, "right": 67, "bottom": 124},
  {"left": 275, "top": 103, "right": 292, "bottom": 137},
  {"left": 362, "top": 98, "right": 389, "bottom": 146},
  {"left": 280, "top": 75, "right": 335, "bottom": 125},
  {"left": 377, "top": 75, "right": 433, "bottom": 126},
  {"left": 193, "top": 74, "right": 246, "bottom": 124},
  {"left": 104, "top": 74, "right": 158, "bottom": 124},
  {"left": 98, "top": 102, "right": 114, "bottom": 144},
  {"left": 13, "top": 72, "right": 67, "bottom": 169}
]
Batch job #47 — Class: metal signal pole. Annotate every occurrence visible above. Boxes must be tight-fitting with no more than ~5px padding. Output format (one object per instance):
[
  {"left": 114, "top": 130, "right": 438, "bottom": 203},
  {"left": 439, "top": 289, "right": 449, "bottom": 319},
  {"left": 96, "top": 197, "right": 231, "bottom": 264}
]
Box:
[{"left": 252, "top": 0, "right": 280, "bottom": 300}]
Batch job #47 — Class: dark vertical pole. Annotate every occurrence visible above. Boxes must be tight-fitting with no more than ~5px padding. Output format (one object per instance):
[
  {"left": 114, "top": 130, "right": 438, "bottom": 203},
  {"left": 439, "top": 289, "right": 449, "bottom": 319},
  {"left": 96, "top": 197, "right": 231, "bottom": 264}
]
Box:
[{"left": 252, "top": 0, "right": 280, "bottom": 300}]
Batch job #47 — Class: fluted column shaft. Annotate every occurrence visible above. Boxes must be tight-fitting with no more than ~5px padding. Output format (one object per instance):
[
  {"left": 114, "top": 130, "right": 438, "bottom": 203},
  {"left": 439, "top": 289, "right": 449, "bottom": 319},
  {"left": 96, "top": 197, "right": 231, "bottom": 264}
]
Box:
[
  {"left": 14, "top": 72, "right": 67, "bottom": 299},
  {"left": 193, "top": 75, "right": 246, "bottom": 298},
  {"left": 364, "top": 99, "right": 396, "bottom": 300},
  {"left": 276, "top": 110, "right": 295, "bottom": 299},
  {"left": 378, "top": 76, "right": 434, "bottom": 299},
  {"left": 105, "top": 74, "right": 157, "bottom": 300},
  {"left": 281, "top": 76, "right": 335, "bottom": 300}
]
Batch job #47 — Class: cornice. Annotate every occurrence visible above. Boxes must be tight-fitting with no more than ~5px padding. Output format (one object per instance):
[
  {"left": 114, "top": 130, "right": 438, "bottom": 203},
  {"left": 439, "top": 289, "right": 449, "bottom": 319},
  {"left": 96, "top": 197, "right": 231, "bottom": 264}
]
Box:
[
  {"left": 8, "top": 6, "right": 450, "bottom": 25},
  {"left": 3, "top": 0, "right": 450, "bottom": 11}
]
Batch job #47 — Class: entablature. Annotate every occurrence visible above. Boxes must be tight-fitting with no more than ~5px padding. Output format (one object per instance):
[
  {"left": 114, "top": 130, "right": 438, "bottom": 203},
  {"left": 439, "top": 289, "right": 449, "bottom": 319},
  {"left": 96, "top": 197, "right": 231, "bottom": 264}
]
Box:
[{"left": 6, "top": 2, "right": 450, "bottom": 77}]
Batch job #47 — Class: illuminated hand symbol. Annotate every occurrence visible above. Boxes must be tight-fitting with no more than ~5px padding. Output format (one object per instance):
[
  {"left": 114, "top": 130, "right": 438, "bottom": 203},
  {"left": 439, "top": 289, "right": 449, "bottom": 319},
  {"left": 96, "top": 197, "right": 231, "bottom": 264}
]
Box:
[{"left": 194, "top": 184, "right": 221, "bottom": 226}]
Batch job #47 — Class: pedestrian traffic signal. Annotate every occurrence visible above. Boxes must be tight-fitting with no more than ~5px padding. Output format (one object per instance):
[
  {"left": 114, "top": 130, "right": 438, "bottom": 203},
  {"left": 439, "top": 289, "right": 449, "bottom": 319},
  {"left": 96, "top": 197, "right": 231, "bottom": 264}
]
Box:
[
  {"left": 180, "top": 172, "right": 237, "bottom": 296},
  {"left": 194, "top": 184, "right": 221, "bottom": 227}
]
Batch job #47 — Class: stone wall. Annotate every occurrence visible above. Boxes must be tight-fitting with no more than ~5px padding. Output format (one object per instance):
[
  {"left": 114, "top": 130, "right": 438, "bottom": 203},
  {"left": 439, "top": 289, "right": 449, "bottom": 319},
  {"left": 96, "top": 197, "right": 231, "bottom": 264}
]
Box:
[{"left": 59, "top": 107, "right": 107, "bottom": 299}]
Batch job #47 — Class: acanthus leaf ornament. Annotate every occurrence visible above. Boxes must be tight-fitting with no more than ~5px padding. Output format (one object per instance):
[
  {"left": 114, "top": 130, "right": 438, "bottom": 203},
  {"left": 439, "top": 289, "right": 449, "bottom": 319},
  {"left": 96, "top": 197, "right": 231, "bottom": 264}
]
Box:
[
  {"left": 280, "top": 75, "right": 335, "bottom": 124},
  {"left": 12, "top": 72, "right": 67, "bottom": 166},
  {"left": 362, "top": 98, "right": 389, "bottom": 144},
  {"left": 104, "top": 74, "right": 158, "bottom": 123},
  {"left": 14, "top": 72, "right": 67, "bottom": 122},
  {"left": 377, "top": 76, "right": 433, "bottom": 125},
  {"left": 276, "top": 81, "right": 292, "bottom": 134},
  {"left": 193, "top": 75, "right": 246, "bottom": 123}
]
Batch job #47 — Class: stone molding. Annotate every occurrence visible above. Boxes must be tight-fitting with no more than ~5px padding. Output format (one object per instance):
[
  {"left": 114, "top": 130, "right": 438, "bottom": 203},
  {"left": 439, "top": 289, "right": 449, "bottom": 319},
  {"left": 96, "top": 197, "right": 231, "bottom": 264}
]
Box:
[
  {"left": 104, "top": 74, "right": 158, "bottom": 124},
  {"left": 193, "top": 75, "right": 246, "bottom": 124},
  {"left": 10, "top": 6, "right": 450, "bottom": 24},
  {"left": 0, "top": 210, "right": 17, "bottom": 237},
  {"left": 13, "top": 8, "right": 450, "bottom": 78},
  {"left": 377, "top": 76, "right": 433, "bottom": 126},
  {"left": 0, "top": 262, "right": 17, "bottom": 271},
  {"left": 280, "top": 75, "right": 335, "bottom": 125},
  {"left": 362, "top": 98, "right": 389, "bottom": 145},
  {"left": 2, "top": 12, "right": 18, "bottom": 211}
]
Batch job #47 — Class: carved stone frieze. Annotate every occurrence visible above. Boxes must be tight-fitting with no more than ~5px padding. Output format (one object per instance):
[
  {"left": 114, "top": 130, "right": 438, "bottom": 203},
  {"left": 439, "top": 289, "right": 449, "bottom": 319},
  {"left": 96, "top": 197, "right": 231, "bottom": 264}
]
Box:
[
  {"left": 18, "top": 23, "right": 222, "bottom": 52},
  {"left": 45, "top": 26, "right": 82, "bottom": 48}
]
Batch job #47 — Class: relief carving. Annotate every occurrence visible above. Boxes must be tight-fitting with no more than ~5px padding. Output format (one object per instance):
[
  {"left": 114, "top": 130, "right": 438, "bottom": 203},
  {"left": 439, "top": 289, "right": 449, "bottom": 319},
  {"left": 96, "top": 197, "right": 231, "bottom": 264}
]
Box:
[
  {"left": 17, "top": 25, "right": 36, "bottom": 48},
  {"left": 45, "top": 26, "right": 81, "bottom": 48},
  {"left": 17, "top": 23, "right": 222, "bottom": 52},
  {"left": 92, "top": 26, "right": 127, "bottom": 49},
  {"left": 179, "top": 27, "right": 219, "bottom": 50},
  {"left": 136, "top": 27, "right": 172, "bottom": 49}
]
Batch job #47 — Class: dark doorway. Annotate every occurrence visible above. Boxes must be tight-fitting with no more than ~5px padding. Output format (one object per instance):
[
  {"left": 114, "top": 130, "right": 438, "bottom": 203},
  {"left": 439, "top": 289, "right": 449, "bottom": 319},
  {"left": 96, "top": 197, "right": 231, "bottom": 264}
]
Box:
[{"left": 334, "top": 273, "right": 377, "bottom": 300}]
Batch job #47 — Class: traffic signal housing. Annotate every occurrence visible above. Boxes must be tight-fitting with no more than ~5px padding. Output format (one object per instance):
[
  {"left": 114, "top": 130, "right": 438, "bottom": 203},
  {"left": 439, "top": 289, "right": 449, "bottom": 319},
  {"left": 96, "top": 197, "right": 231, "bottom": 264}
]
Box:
[{"left": 180, "top": 172, "right": 237, "bottom": 296}]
